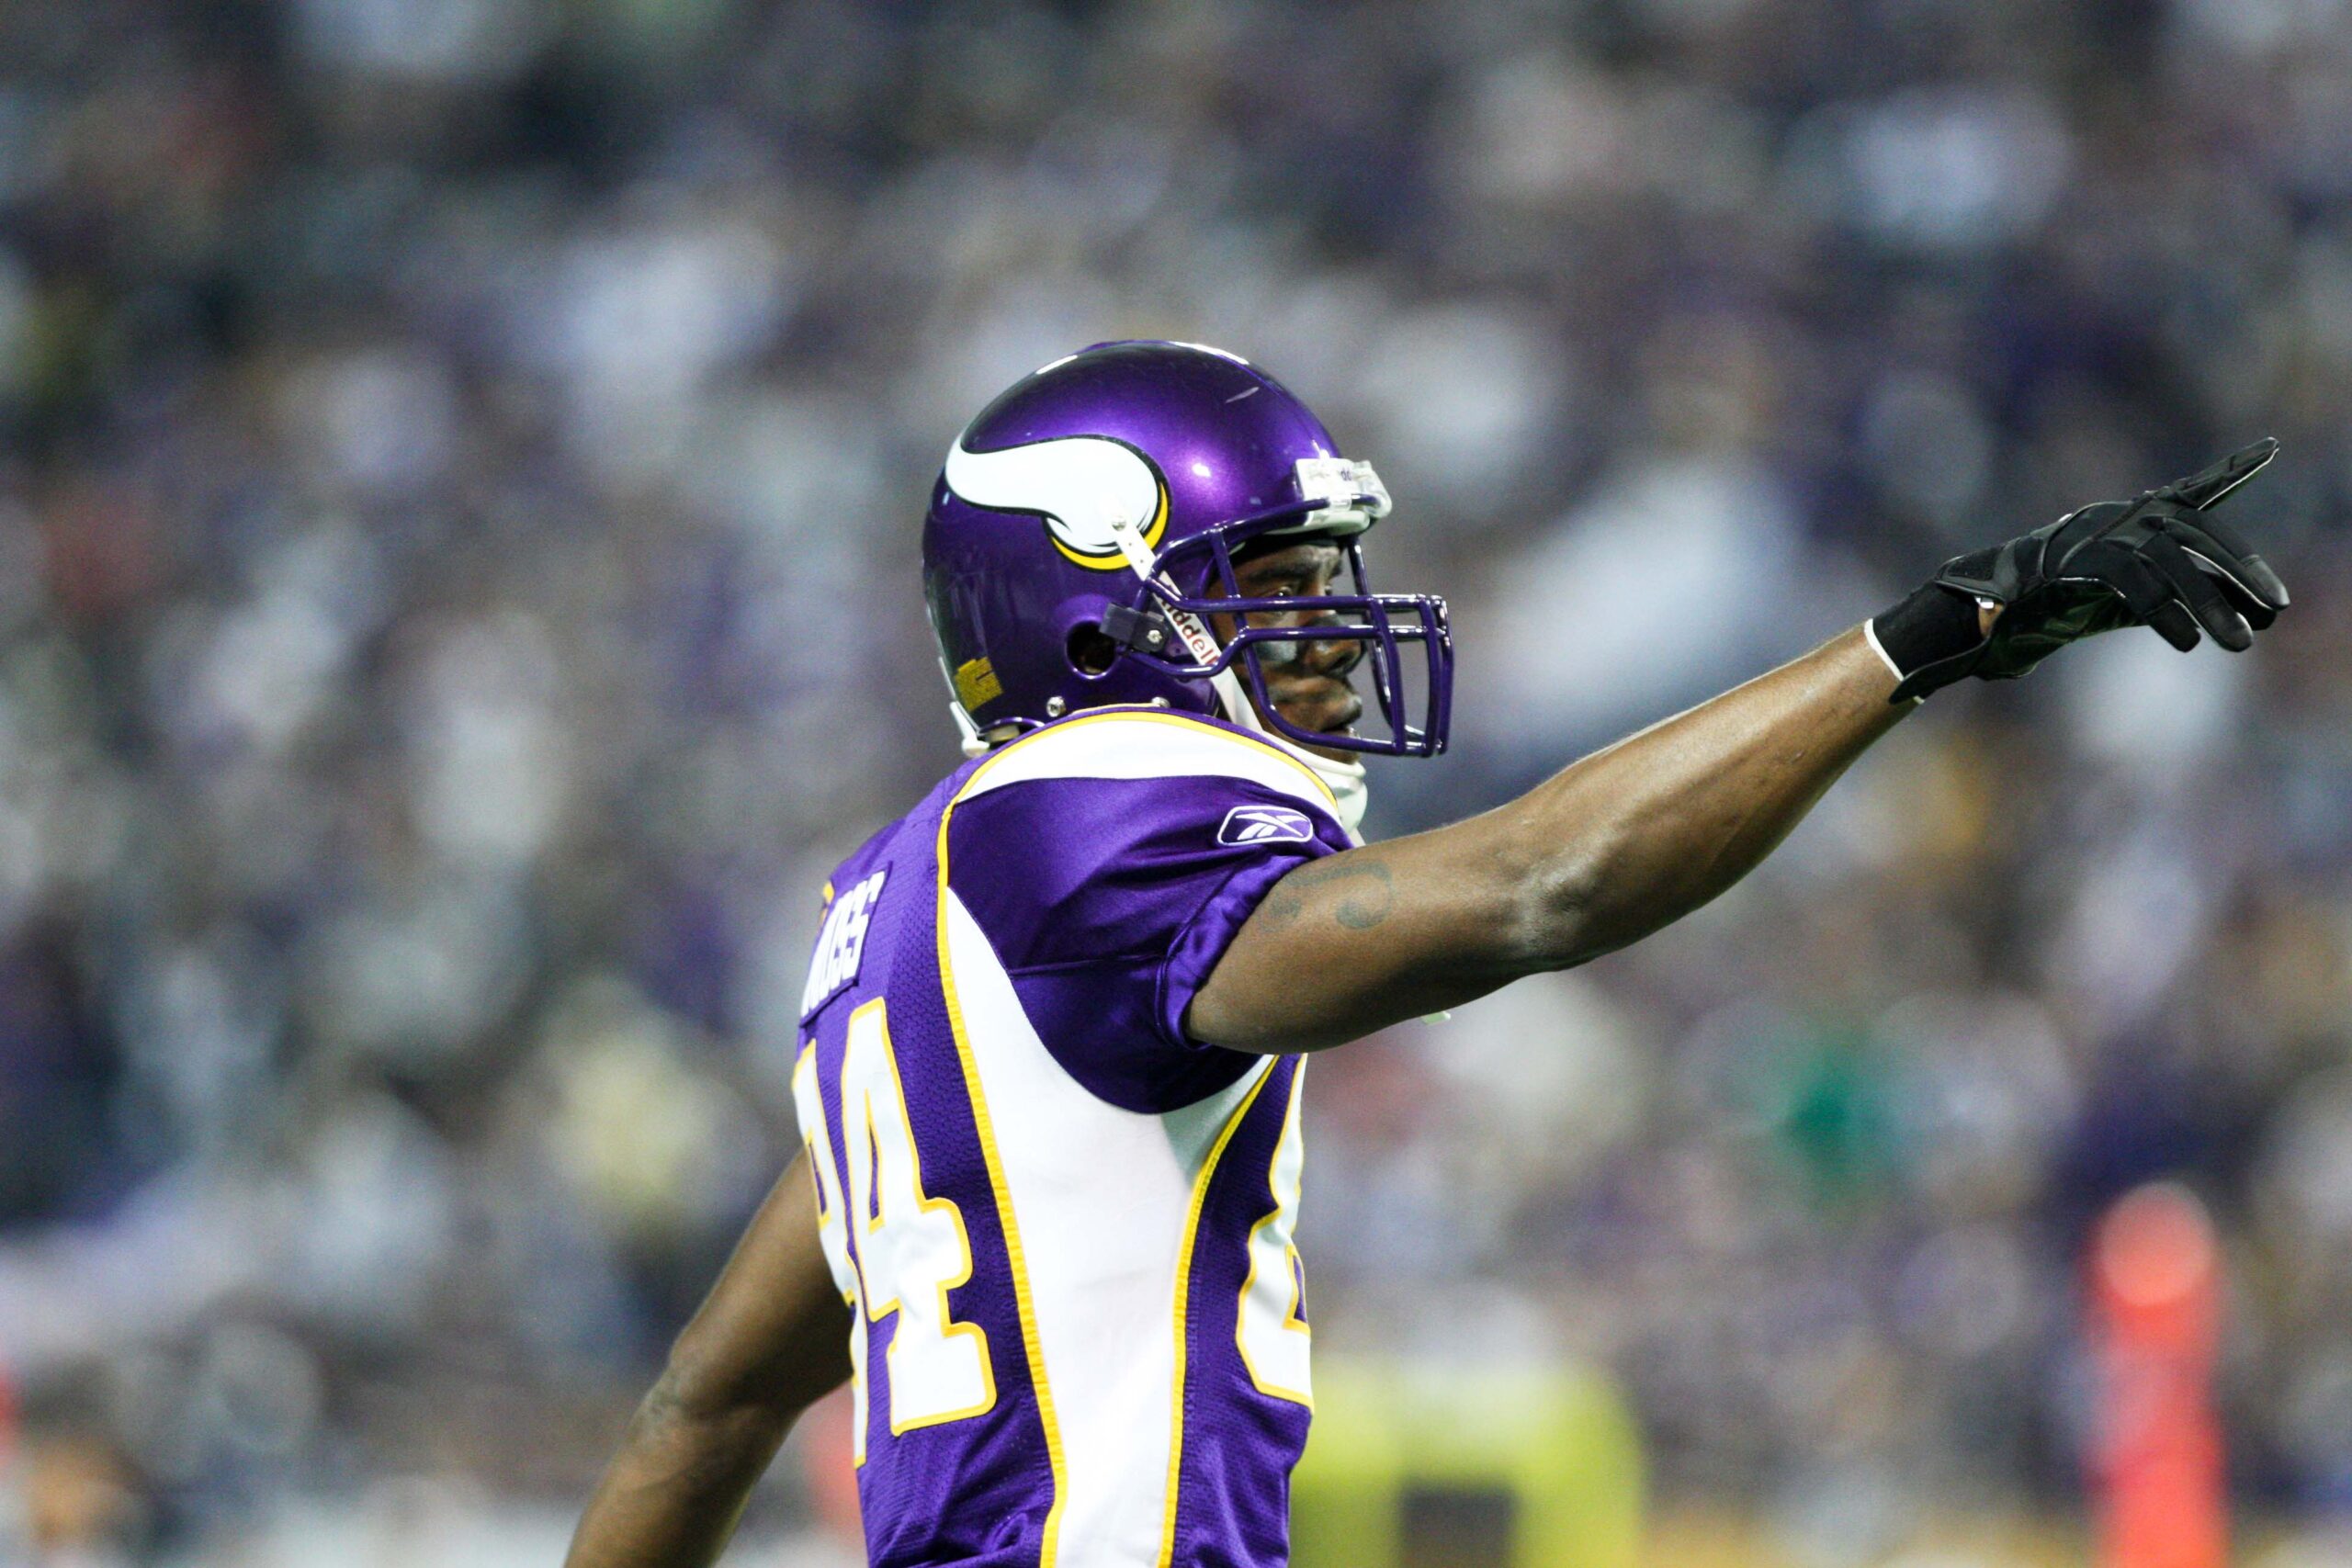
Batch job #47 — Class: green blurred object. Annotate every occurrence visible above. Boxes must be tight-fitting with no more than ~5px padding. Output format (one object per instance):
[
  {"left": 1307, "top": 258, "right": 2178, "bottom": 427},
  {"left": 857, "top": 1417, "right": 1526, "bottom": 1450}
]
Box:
[
  {"left": 1290, "top": 1358, "right": 1644, "bottom": 1568},
  {"left": 1770, "top": 1027, "right": 1900, "bottom": 1208}
]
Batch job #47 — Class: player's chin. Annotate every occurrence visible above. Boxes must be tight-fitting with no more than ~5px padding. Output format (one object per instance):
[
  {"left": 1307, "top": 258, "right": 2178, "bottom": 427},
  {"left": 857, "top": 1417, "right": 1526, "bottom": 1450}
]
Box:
[{"left": 1272, "top": 685, "right": 1363, "bottom": 759}]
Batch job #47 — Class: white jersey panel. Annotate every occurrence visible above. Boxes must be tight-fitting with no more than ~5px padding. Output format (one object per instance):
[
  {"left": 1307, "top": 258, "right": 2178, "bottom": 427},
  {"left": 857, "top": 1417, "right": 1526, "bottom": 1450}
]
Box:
[{"left": 942, "top": 886, "right": 1272, "bottom": 1564}]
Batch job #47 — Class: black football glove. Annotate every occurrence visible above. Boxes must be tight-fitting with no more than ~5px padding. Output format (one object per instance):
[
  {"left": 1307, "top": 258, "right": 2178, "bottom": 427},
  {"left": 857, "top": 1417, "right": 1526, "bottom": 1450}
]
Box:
[{"left": 1871, "top": 438, "right": 2290, "bottom": 703}]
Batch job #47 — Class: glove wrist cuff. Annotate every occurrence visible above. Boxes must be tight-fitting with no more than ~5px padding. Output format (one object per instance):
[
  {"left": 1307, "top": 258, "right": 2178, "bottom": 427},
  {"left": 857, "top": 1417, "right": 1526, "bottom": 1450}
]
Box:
[{"left": 1871, "top": 582, "right": 1988, "bottom": 703}]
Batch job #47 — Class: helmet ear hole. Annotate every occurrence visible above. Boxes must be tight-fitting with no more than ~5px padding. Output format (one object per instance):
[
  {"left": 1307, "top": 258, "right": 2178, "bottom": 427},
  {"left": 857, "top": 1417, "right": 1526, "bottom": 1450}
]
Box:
[{"left": 1066, "top": 623, "right": 1119, "bottom": 676}]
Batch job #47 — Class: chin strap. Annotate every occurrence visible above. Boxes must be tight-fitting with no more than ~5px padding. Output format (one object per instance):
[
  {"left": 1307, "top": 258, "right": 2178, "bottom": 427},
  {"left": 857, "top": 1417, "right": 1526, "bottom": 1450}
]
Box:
[{"left": 947, "top": 704, "right": 992, "bottom": 760}]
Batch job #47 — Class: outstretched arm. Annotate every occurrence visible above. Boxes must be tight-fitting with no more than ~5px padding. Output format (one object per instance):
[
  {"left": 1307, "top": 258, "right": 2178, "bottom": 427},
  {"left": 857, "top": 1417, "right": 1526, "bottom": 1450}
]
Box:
[
  {"left": 567, "top": 1152, "right": 853, "bottom": 1568},
  {"left": 1192, "top": 440, "right": 2290, "bottom": 1054},
  {"left": 1191, "top": 625, "right": 1910, "bottom": 1051}
]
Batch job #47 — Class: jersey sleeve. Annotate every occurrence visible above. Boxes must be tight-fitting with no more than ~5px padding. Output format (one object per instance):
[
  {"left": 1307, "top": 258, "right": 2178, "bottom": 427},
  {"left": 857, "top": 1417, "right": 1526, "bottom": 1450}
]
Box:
[{"left": 940, "top": 716, "right": 1349, "bottom": 1113}]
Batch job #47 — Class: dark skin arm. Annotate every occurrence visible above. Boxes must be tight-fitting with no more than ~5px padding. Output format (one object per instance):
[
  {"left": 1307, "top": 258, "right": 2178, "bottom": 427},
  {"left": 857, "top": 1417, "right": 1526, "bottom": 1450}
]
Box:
[
  {"left": 566, "top": 1151, "right": 853, "bottom": 1568},
  {"left": 1191, "top": 620, "right": 1958, "bottom": 1053}
]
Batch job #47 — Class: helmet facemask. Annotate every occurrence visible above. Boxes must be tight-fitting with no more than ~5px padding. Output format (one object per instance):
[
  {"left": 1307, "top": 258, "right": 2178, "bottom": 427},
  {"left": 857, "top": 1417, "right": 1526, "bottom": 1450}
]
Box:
[{"left": 1096, "top": 464, "right": 1453, "bottom": 759}]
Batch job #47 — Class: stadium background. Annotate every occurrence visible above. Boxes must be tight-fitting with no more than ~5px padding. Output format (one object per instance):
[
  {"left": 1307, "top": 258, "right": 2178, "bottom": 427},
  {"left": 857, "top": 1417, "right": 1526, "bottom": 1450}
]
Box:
[{"left": 3, "top": 0, "right": 2351, "bottom": 1562}]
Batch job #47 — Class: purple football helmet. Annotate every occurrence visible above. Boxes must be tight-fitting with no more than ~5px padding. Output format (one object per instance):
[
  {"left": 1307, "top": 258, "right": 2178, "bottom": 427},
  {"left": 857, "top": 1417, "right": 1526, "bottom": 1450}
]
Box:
[{"left": 922, "top": 341, "right": 1453, "bottom": 757}]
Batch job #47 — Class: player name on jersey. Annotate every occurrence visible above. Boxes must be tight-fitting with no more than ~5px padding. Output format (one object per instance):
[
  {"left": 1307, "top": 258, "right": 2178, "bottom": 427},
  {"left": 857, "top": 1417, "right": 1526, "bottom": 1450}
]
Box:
[{"left": 801, "top": 868, "right": 888, "bottom": 1020}]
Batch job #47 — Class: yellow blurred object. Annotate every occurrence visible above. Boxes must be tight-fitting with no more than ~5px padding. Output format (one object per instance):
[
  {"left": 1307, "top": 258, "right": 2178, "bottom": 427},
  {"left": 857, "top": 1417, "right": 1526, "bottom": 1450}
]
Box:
[
  {"left": 1637, "top": 1511, "right": 2090, "bottom": 1567},
  {"left": 1290, "top": 1358, "right": 1643, "bottom": 1568}
]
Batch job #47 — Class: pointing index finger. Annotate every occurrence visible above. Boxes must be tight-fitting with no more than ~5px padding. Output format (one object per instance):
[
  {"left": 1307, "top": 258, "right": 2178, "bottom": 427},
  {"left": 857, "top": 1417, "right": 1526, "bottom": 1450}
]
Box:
[{"left": 2162, "top": 436, "right": 2280, "bottom": 512}]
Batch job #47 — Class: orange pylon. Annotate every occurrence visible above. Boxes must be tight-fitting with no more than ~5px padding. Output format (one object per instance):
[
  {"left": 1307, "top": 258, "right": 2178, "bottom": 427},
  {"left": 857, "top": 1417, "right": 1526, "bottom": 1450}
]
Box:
[{"left": 2090, "top": 1182, "right": 2227, "bottom": 1568}]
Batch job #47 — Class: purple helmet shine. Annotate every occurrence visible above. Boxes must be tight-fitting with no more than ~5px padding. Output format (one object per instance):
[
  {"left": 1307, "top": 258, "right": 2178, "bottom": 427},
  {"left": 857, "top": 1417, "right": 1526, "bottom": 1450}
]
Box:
[{"left": 922, "top": 341, "right": 1453, "bottom": 757}]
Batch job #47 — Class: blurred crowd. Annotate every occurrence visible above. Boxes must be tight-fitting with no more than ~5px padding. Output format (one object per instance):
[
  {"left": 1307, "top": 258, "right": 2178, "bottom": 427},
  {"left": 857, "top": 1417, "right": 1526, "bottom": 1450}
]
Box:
[{"left": 4, "top": 0, "right": 2352, "bottom": 1561}]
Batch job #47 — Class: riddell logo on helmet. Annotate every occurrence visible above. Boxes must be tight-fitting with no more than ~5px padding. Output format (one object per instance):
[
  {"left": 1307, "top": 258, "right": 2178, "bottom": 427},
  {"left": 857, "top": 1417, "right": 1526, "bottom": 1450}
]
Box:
[{"left": 1218, "top": 806, "right": 1316, "bottom": 846}]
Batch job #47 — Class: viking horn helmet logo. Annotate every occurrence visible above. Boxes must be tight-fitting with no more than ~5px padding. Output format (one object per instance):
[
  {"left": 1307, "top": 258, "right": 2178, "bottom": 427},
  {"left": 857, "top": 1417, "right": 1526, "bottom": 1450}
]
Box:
[{"left": 944, "top": 434, "right": 1170, "bottom": 571}]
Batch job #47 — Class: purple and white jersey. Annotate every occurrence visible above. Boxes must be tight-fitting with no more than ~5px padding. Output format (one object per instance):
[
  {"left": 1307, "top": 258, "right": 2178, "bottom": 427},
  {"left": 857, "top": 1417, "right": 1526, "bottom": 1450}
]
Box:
[{"left": 790, "top": 706, "right": 1349, "bottom": 1568}]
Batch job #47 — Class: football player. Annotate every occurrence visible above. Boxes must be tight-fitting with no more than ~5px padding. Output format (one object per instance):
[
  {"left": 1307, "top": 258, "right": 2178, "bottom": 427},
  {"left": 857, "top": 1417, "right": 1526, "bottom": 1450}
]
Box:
[{"left": 566, "top": 341, "right": 2287, "bottom": 1568}]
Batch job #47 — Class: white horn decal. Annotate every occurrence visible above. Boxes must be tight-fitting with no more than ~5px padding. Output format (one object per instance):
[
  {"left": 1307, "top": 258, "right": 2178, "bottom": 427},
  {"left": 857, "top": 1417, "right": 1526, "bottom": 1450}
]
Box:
[{"left": 944, "top": 434, "right": 1168, "bottom": 570}]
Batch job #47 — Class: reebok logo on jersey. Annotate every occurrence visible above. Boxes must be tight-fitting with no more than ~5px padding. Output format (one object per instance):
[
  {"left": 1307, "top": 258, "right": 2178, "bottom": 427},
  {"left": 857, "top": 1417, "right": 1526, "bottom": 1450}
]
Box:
[{"left": 1218, "top": 805, "right": 1315, "bottom": 847}]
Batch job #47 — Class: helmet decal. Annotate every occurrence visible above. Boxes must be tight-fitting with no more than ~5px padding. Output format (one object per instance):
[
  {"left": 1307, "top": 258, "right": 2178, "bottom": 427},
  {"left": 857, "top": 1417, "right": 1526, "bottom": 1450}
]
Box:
[
  {"left": 944, "top": 433, "right": 1170, "bottom": 571},
  {"left": 952, "top": 656, "right": 1002, "bottom": 711}
]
